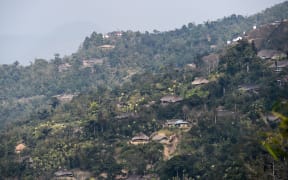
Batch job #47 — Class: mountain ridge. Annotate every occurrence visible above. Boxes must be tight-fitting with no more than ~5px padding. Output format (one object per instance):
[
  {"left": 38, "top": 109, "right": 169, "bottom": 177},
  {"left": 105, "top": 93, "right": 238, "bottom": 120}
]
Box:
[{"left": 0, "top": 1, "right": 288, "bottom": 179}]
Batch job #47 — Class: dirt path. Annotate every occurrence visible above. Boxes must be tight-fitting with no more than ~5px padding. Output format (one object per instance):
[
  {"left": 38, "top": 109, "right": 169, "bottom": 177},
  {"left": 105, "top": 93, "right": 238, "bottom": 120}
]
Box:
[{"left": 163, "top": 134, "right": 179, "bottom": 160}]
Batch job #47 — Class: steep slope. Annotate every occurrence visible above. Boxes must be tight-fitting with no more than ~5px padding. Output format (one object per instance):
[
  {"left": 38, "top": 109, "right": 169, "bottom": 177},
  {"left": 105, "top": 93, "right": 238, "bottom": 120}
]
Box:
[
  {"left": 0, "top": 37, "right": 288, "bottom": 179},
  {"left": 0, "top": 1, "right": 288, "bottom": 179}
]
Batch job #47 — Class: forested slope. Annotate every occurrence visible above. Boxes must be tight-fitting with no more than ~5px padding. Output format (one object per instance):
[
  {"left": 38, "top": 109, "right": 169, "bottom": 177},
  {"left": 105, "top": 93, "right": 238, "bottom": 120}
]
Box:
[{"left": 0, "top": 1, "right": 288, "bottom": 179}]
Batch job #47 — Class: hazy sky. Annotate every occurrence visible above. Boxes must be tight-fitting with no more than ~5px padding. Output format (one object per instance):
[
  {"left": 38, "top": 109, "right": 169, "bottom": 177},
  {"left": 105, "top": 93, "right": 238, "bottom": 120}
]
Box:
[{"left": 0, "top": 0, "right": 286, "bottom": 65}]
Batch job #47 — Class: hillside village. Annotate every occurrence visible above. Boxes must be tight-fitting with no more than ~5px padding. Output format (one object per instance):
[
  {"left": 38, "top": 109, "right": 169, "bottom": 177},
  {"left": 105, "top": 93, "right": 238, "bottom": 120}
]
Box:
[{"left": 0, "top": 2, "right": 288, "bottom": 179}]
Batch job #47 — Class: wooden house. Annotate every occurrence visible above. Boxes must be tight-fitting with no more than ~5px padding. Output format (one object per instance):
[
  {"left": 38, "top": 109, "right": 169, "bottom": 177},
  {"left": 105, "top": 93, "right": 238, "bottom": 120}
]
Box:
[
  {"left": 269, "top": 60, "right": 288, "bottom": 72},
  {"left": 98, "top": 44, "right": 115, "bottom": 50},
  {"left": 257, "top": 49, "right": 286, "bottom": 60},
  {"left": 54, "top": 170, "right": 74, "bottom": 177},
  {"left": 130, "top": 133, "right": 149, "bottom": 145},
  {"left": 238, "top": 84, "right": 260, "bottom": 93},
  {"left": 160, "top": 95, "right": 183, "bottom": 104},
  {"left": 165, "top": 119, "right": 190, "bottom": 128},
  {"left": 192, "top": 77, "right": 209, "bottom": 85}
]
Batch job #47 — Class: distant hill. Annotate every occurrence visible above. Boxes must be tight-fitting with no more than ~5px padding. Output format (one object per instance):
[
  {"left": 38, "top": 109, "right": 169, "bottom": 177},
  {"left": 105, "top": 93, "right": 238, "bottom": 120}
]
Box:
[
  {"left": 0, "top": 2, "right": 288, "bottom": 179},
  {"left": 0, "top": 1, "right": 288, "bottom": 126}
]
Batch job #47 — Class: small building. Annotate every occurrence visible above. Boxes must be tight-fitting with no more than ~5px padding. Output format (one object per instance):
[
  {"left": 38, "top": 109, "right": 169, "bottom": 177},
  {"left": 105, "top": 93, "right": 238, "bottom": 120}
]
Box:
[
  {"left": 160, "top": 95, "right": 183, "bottom": 104},
  {"left": 232, "top": 36, "right": 242, "bottom": 42},
  {"left": 53, "top": 93, "right": 78, "bottom": 103},
  {"left": 186, "top": 63, "right": 197, "bottom": 70},
  {"left": 276, "top": 75, "right": 288, "bottom": 86},
  {"left": 102, "top": 34, "right": 110, "bottom": 39},
  {"left": 98, "top": 44, "right": 115, "bottom": 50},
  {"left": 82, "top": 58, "right": 104, "bottom": 68},
  {"left": 130, "top": 133, "right": 149, "bottom": 145},
  {"left": 54, "top": 170, "right": 74, "bottom": 177},
  {"left": 266, "top": 114, "right": 280, "bottom": 122},
  {"left": 257, "top": 49, "right": 286, "bottom": 60},
  {"left": 165, "top": 119, "right": 190, "bottom": 128},
  {"left": 238, "top": 84, "right": 260, "bottom": 93},
  {"left": 269, "top": 60, "right": 288, "bottom": 72},
  {"left": 258, "top": 49, "right": 278, "bottom": 59},
  {"left": 192, "top": 77, "right": 209, "bottom": 85},
  {"left": 58, "top": 63, "right": 71, "bottom": 72}
]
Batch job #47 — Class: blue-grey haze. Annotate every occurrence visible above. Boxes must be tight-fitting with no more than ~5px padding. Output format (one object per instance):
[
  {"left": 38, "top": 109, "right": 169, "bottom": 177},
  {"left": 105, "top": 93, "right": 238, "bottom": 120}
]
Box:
[{"left": 0, "top": 0, "right": 286, "bottom": 65}]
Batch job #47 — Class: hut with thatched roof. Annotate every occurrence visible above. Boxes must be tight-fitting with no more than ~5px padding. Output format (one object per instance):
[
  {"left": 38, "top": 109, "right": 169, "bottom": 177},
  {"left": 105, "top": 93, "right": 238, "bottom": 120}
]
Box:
[
  {"left": 192, "top": 77, "right": 209, "bottom": 85},
  {"left": 130, "top": 133, "right": 149, "bottom": 145}
]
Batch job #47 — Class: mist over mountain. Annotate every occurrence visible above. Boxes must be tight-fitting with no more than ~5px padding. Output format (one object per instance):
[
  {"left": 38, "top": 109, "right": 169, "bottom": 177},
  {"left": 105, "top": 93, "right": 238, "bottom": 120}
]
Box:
[
  {"left": 0, "top": 1, "right": 288, "bottom": 179},
  {"left": 0, "top": 22, "right": 104, "bottom": 65},
  {"left": 0, "top": 0, "right": 285, "bottom": 65}
]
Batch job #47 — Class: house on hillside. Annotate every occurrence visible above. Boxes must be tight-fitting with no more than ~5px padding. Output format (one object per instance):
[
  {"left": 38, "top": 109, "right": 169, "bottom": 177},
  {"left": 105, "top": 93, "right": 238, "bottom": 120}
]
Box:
[
  {"left": 257, "top": 49, "right": 286, "bottom": 60},
  {"left": 54, "top": 170, "right": 74, "bottom": 177},
  {"left": 269, "top": 60, "right": 288, "bottom": 72},
  {"left": 186, "top": 63, "right": 197, "bottom": 70},
  {"left": 232, "top": 36, "right": 242, "bottom": 42},
  {"left": 53, "top": 93, "right": 78, "bottom": 103},
  {"left": 238, "top": 84, "right": 260, "bottom": 93},
  {"left": 266, "top": 114, "right": 280, "bottom": 122},
  {"left": 82, "top": 58, "right": 104, "bottom": 68},
  {"left": 276, "top": 75, "right": 288, "bottom": 86},
  {"left": 58, "top": 63, "right": 71, "bottom": 72},
  {"left": 130, "top": 133, "right": 149, "bottom": 145},
  {"left": 160, "top": 95, "right": 183, "bottom": 104},
  {"left": 192, "top": 77, "right": 209, "bottom": 85},
  {"left": 257, "top": 49, "right": 278, "bottom": 59},
  {"left": 165, "top": 119, "right": 190, "bottom": 128},
  {"left": 102, "top": 34, "right": 110, "bottom": 39},
  {"left": 98, "top": 44, "right": 115, "bottom": 50}
]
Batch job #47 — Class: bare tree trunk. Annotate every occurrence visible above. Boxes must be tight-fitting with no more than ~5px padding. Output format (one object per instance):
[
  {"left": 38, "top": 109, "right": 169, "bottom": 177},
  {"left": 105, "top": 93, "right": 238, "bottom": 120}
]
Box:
[{"left": 272, "top": 160, "right": 275, "bottom": 180}]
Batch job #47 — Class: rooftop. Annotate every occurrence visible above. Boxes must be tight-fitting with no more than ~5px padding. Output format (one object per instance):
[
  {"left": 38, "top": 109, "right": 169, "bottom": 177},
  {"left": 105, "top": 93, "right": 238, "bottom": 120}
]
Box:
[
  {"left": 192, "top": 77, "right": 209, "bottom": 85},
  {"left": 160, "top": 95, "right": 183, "bottom": 103}
]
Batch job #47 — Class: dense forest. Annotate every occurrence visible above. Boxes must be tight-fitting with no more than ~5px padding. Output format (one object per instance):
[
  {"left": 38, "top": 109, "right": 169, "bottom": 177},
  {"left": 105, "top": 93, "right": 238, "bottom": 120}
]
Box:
[{"left": 0, "top": 1, "right": 288, "bottom": 179}]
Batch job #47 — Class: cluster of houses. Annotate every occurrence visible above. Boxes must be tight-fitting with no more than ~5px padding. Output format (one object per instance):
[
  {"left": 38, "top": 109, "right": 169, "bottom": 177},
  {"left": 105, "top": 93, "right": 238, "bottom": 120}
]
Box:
[
  {"left": 102, "top": 31, "right": 123, "bottom": 39},
  {"left": 53, "top": 93, "right": 78, "bottom": 103},
  {"left": 82, "top": 58, "right": 104, "bottom": 68},
  {"left": 129, "top": 119, "right": 190, "bottom": 145},
  {"left": 257, "top": 48, "right": 288, "bottom": 85},
  {"left": 58, "top": 58, "right": 105, "bottom": 72}
]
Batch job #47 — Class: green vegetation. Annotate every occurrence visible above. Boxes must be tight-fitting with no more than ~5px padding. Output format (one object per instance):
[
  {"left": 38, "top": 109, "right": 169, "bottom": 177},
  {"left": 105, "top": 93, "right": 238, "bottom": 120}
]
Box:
[{"left": 0, "top": 2, "right": 288, "bottom": 179}]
